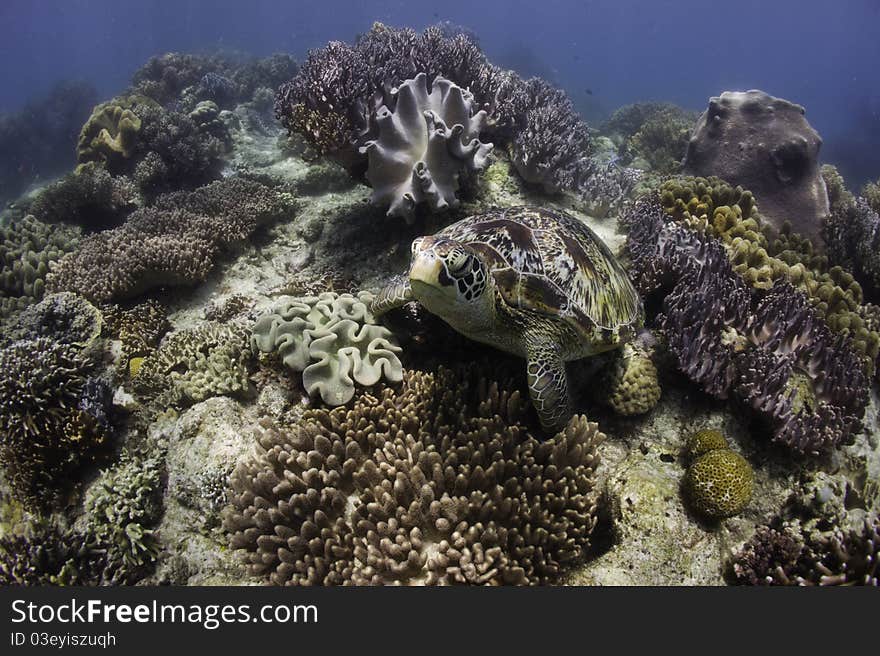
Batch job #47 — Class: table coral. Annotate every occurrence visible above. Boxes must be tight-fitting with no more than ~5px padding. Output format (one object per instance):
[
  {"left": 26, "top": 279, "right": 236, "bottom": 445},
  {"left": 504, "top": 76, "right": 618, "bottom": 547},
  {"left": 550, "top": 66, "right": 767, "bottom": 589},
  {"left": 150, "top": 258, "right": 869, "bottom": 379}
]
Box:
[
  {"left": 224, "top": 366, "right": 604, "bottom": 585},
  {"left": 47, "top": 178, "right": 295, "bottom": 303},
  {"left": 251, "top": 291, "right": 403, "bottom": 406}
]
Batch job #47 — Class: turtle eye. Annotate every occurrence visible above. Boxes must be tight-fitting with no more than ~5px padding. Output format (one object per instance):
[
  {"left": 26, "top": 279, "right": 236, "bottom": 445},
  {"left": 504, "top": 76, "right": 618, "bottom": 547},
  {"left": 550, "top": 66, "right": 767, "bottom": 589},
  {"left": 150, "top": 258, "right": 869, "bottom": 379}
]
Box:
[{"left": 446, "top": 250, "right": 471, "bottom": 276}]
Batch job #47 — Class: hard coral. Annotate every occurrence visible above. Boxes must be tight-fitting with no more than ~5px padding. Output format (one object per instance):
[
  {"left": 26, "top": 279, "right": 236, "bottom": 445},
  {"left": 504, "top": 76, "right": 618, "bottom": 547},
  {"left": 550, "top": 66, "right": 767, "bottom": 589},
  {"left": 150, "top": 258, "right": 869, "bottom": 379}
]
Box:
[
  {"left": 224, "top": 366, "right": 604, "bottom": 585},
  {"left": 136, "top": 321, "right": 251, "bottom": 405},
  {"left": 600, "top": 340, "right": 661, "bottom": 416},
  {"left": 47, "top": 178, "right": 294, "bottom": 303},
  {"left": 251, "top": 292, "right": 403, "bottom": 406},
  {"left": 28, "top": 164, "right": 138, "bottom": 230},
  {"left": 0, "top": 336, "right": 108, "bottom": 508}
]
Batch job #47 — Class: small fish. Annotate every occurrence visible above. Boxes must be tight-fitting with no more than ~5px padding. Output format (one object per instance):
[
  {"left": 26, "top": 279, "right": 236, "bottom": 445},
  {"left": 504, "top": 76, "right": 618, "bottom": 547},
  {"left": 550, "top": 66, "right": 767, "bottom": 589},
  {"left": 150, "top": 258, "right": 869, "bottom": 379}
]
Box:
[{"left": 584, "top": 88, "right": 593, "bottom": 96}]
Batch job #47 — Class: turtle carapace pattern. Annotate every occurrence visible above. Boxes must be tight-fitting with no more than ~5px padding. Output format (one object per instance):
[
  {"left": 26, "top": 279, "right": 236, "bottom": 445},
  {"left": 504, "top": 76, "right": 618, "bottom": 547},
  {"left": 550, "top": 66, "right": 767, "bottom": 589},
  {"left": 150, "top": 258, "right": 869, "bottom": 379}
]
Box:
[{"left": 371, "top": 206, "right": 644, "bottom": 431}]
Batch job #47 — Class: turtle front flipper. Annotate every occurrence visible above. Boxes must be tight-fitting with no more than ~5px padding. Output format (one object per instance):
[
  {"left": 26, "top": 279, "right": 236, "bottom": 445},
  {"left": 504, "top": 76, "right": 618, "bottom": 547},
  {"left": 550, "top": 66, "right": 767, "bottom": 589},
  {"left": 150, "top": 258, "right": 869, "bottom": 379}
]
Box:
[
  {"left": 370, "top": 275, "right": 413, "bottom": 318},
  {"left": 525, "top": 336, "right": 572, "bottom": 433}
]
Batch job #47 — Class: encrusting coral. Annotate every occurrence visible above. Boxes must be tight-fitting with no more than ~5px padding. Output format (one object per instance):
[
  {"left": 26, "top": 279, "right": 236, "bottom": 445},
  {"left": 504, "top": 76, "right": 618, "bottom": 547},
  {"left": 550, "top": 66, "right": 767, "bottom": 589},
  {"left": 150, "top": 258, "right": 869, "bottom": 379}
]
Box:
[
  {"left": 360, "top": 73, "right": 493, "bottom": 221},
  {"left": 47, "top": 178, "right": 295, "bottom": 303},
  {"left": 251, "top": 292, "right": 403, "bottom": 406},
  {"left": 223, "top": 366, "right": 604, "bottom": 585}
]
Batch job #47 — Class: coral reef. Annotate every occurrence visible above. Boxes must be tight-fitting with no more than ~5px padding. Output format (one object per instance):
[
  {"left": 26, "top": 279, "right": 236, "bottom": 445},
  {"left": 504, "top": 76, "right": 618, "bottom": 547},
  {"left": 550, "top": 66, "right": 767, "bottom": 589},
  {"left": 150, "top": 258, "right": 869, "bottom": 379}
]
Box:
[
  {"left": 603, "top": 102, "right": 696, "bottom": 174},
  {"left": 683, "top": 90, "right": 829, "bottom": 243},
  {"left": 655, "top": 176, "right": 880, "bottom": 374},
  {"left": 27, "top": 164, "right": 138, "bottom": 229},
  {"left": 47, "top": 178, "right": 294, "bottom": 303},
  {"left": 224, "top": 366, "right": 604, "bottom": 585},
  {"left": 0, "top": 335, "right": 109, "bottom": 508},
  {"left": 0, "top": 215, "right": 81, "bottom": 317},
  {"left": 731, "top": 488, "right": 879, "bottom": 586},
  {"left": 3, "top": 292, "right": 103, "bottom": 348},
  {"left": 136, "top": 321, "right": 252, "bottom": 405},
  {"left": 361, "top": 73, "right": 493, "bottom": 220},
  {"left": 862, "top": 177, "right": 880, "bottom": 215},
  {"left": 275, "top": 23, "right": 632, "bottom": 213},
  {"left": 251, "top": 292, "right": 403, "bottom": 406},
  {"left": 81, "top": 449, "right": 165, "bottom": 584},
  {"left": 622, "top": 192, "right": 868, "bottom": 453},
  {"left": 681, "top": 430, "right": 753, "bottom": 520},
  {"left": 0, "top": 519, "right": 104, "bottom": 586},
  {"left": 102, "top": 300, "right": 170, "bottom": 363},
  {"left": 824, "top": 196, "right": 880, "bottom": 301}
]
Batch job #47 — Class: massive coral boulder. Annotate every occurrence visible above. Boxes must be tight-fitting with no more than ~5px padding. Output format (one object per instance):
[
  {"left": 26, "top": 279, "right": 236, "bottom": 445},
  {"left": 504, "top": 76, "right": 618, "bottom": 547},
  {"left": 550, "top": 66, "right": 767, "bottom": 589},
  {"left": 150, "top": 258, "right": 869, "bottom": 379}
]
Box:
[
  {"left": 683, "top": 90, "right": 829, "bottom": 245},
  {"left": 360, "top": 73, "right": 493, "bottom": 221}
]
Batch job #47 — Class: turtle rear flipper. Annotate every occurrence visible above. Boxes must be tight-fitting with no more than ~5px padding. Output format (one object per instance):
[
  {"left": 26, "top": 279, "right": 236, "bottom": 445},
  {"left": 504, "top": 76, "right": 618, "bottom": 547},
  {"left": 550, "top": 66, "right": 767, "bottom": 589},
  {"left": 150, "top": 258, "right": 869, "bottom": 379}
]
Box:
[
  {"left": 525, "top": 334, "right": 571, "bottom": 433},
  {"left": 370, "top": 276, "right": 413, "bottom": 318}
]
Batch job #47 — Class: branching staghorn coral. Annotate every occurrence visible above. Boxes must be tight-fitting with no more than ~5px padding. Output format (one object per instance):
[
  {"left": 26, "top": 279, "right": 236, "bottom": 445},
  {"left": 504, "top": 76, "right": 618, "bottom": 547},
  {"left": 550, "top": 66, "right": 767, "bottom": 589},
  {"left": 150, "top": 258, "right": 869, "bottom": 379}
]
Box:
[
  {"left": 251, "top": 292, "right": 403, "bottom": 406},
  {"left": 223, "top": 366, "right": 604, "bottom": 585},
  {"left": 622, "top": 193, "right": 868, "bottom": 453},
  {"left": 47, "top": 178, "right": 295, "bottom": 303},
  {"left": 360, "top": 73, "right": 493, "bottom": 221}
]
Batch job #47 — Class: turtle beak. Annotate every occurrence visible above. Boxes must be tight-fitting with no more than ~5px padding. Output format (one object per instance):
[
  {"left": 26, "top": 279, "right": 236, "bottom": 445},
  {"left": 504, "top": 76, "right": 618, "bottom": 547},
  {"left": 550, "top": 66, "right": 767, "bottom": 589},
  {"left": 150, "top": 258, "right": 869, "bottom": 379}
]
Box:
[{"left": 408, "top": 252, "right": 443, "bottom": 287}]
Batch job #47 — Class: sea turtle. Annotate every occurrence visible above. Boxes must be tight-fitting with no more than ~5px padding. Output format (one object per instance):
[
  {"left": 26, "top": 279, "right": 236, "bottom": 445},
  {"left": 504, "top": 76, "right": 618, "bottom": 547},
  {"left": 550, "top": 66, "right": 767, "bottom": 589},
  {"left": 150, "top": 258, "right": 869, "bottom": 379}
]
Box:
[{"left": 371, "top": 206, "right": 644, "bottom": 431}]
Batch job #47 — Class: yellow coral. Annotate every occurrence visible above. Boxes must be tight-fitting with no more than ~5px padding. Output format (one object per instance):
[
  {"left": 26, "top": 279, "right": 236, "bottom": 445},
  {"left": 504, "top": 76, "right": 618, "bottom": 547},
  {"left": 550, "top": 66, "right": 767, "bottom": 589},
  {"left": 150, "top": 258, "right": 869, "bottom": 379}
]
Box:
[
  {"left": 684, "top": 449, "right": 754, "bottom": 520},
  {"left": 603, "top": 342, "right": 661, "bottom": 416},
  {"left": 685, "top": 429, "right": 729, "bottom": 459}
]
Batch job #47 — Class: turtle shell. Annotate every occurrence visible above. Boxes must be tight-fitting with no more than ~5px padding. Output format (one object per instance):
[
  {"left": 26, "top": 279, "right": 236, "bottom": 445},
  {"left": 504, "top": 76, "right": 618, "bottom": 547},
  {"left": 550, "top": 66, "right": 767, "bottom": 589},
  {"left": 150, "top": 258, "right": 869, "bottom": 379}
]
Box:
[{"left": 438, "top": 206, "right": 643, "bottom": 339}]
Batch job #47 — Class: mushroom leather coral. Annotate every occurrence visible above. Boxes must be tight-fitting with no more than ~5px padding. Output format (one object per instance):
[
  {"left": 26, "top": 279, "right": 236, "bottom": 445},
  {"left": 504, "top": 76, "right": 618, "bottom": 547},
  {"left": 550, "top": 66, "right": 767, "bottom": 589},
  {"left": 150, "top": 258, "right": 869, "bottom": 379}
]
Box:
[{"left": 361, "top": 73, "right": 492, "bottom": 221}]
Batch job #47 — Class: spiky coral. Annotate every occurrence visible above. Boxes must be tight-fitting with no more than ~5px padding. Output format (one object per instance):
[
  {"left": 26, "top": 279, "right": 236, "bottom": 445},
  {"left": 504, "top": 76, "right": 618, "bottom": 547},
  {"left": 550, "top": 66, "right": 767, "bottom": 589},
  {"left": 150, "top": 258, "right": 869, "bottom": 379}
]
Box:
[{"left": 224, "top": 366, "right": 604, "bottom": 585}]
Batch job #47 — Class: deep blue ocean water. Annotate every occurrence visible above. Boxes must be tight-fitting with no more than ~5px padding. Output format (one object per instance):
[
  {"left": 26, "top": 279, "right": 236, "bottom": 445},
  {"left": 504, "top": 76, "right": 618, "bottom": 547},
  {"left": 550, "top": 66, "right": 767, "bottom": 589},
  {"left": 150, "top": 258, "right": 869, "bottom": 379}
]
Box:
[{"left": 1, "top": 0, "right": 878, "bottom": 184}]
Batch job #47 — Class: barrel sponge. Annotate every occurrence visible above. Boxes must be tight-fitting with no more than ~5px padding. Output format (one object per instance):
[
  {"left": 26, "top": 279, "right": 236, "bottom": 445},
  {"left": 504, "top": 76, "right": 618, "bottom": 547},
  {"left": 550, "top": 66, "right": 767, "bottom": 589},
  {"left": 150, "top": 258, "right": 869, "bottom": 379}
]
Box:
[
  {"left": 602, "top": 341, "right": 661, "bottom": 416},
  {"left": 251, "top": 291, "right": 403, "bottom": 406},
  {"left": 360, "top": 73, "right": 493, "bottom": 222},
  {"left": 136, "top": 321, "right": 251, "bottom": 405},
  {"left": 223, "top": 366, "right": 604, "bottom": 585},
  {"left": 683, "top": 448, "right": 754, "bottom": 520},
  {"left": 683, "top": 90, "right": 829, "bottom": 245}
]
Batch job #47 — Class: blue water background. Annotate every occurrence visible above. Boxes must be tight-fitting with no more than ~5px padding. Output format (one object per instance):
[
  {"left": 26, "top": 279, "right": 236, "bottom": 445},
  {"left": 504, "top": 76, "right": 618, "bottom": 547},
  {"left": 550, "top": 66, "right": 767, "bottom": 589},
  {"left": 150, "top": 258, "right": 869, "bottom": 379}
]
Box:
[{"left": 1, "top": 0, "right": 878, "bottom": 184}]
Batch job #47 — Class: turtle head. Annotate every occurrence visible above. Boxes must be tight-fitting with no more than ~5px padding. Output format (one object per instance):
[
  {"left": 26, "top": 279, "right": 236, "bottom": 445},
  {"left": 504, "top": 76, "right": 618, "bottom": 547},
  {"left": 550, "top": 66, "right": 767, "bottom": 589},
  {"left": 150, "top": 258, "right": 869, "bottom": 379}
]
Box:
[{"left": 408, "top": 236, "right": 493, "bottom": 325}]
